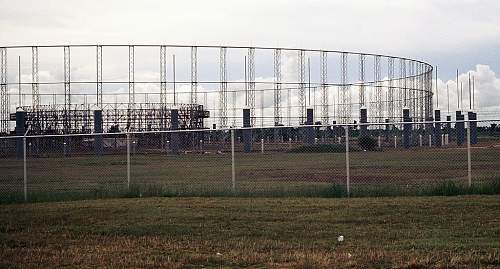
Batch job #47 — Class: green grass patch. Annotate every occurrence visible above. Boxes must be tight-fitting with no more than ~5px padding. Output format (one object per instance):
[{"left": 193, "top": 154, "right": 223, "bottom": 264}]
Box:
[
  {"left": 0, "top": 195, "right": 498, "bottom": 268},
  {"left": 1, "top": 178, "right": 498, "bottom": 204},
  {"left": 288, "top": 143, "right": 361, "bottom": 153}
]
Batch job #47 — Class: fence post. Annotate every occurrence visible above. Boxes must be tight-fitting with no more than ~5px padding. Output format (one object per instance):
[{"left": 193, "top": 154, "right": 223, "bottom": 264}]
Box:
[
  {"left": 231, "top": 129, "right": 236, "bottom": 193},
  {"left": 126, "top": 132, "right": 131, "bottom": 190},
  {"left": 261, "top": 138, "right": 264, "bottom": 153},
  {"left": 467, "top": 121, "right": 472, "bottom": 187},
  {"left": 23, "top": 136, "right": 27, "bottom": 202},
  {"left": 345, "top": 125, "right": 350, "bottom": 197}
]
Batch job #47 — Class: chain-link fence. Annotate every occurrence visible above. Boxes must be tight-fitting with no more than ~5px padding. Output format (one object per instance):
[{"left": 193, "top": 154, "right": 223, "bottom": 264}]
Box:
[{"left": 1, "top": 119, "right": 499, "bottom": 203}]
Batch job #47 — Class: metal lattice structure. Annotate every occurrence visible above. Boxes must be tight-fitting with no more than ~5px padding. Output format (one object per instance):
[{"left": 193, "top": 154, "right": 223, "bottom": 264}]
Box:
[
  {"left": 96, "top": 45, "right": 103, "bottom": 108},
  {"left": 273, "top": 48, "right": 282, "bottom": 126},
  {"left": 0, "top": 44, "right": 433, "bottom": 135},
  {"left": 191, "top": 46, "right": 198, "bottom": 105},
  {"left": 339, "top": 52, "right": 351, "bottom": 124},
  {"left": 374, "top": 55, "right": 383, "bottom": 123},
  {"left": 320, "top": 51, "right": 328, "bottom": 124},
  {"left": 31, "top": 46, "right": 40, "bottom": 109},
  {"left": 63, "top": 46, "right": 71, "bottom": 133},
  {"left": 359, "top": 54, "right": 366, "bottom": 108},
  {"left": 128, "top": 45, "right": 135, "bottom": 131},
  {"left": 247, "top": 48, "right": 256, "bottom": 126},
  {"left": 160, "top": 45, "right": 167, "bottom": 107},
  {"left": 0, "top": 48, "right": 7, "bottom": 134},
  {"left": 219, "top": 47, "right": 228, "bottom": 128},
  {"left": 388, "top": 57, "right": 395, "bottom": 121},
  {"left": 298, "top": 50, "right": 306, "bottom": 123}
]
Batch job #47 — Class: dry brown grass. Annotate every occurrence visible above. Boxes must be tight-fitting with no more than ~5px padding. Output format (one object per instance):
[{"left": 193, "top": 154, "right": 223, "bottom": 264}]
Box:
[{"left": 1, "top": 195, "right": 499, "bottom": 268}]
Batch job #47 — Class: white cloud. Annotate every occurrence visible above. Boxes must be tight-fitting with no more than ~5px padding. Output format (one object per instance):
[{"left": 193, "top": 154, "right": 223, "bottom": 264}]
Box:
[
  {"left": 434, "top": 64, "right": 500, "bottom": 118},
  {"left": 1, "top": 0, "right": 499, "bottom": 126},
  {"left": 1, "top": 0, "right": 499, "bottom": 56}
]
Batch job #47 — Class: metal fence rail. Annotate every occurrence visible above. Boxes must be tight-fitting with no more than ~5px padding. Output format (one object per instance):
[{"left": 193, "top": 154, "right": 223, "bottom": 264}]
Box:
[{"left": 0, "top": 119, "right": 499, "bottom": 203}]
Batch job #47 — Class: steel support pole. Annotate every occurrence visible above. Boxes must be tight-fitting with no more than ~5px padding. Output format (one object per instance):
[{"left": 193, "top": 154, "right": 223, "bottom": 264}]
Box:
[
  {"left": 231, "top": 129, "right": 236, "bottom": 193},
  {"left": 23, "top": 136, "right": 27, "bottom": 202},
  {"left": 345, "top": 126, "right": 350, "bottom": 197},
  {"left": 127, "top": 133, "right": 131, "bottom": 190},
  {"left": 467, "top": 121, "right": 472, "bottom": 187}
]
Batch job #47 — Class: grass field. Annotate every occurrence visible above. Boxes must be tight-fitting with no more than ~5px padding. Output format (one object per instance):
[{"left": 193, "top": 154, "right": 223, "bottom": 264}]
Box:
[
  {"left": 1, "top": 140, "right": 500, "bottom": 202},
  {"left": 0, "top": 195, "right": 499, "bottom": 268}
]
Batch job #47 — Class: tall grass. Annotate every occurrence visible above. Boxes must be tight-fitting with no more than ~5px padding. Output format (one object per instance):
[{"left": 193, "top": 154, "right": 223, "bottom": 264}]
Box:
[{"left": 1, "top": 177, "right": 499, "bottom": 204}]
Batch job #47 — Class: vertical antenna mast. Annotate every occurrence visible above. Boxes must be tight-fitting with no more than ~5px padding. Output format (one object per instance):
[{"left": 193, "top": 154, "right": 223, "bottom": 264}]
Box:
[
  {"left": 320, "top": 51, "right": 328, "bottom": 124},
  {"left": 456, "top": 69, "right": 459, "bottom": 109},
  {"left": 191, "top": 46, "right": 198, "bottom": 104},
  {"left": 435, "top": 66, "right": 438, "bottom": 109},
  {"left": 468, "top": 72, "right": 471, "bottom": 110},
  {"left": 273, "top": 48, "right": 281, "bottom": 125},
  {"left": 244, "top": 56, "right": 248, "bottom": 107},
  {"left": 18, "top": 56, "right": 21, "bottom": 108},
  {"left": 173, "top": 54, "right": 176, "bottom": 106},
  {"left": 308, "top": 57, "right": 311, "bottom": 107},
  {"left": 460, "top": 82, "right": 463, "bottom": 109},
  {"left": 247, "top": 48, "right": 256, "bottom": 126},
  {"left": 219, "top": 47, "right": 228, "bottom": 128},
  {"left": 298, "top": 50, "right": 306, "bottom": 123},
  {"left": 160, "top": 46, "right": 167, "bottom": 107},
  {"left": 96, "top": 45, "right": 103, "bottom": 108},
  {"left": 32, "top": 46, "right": 40, "bottom": 109},
  {"left": 472, "top": 76, "right": 475, "bottom": 110},
  {"left": 446, "top": 84, "right": 450, "bottom": 115}
]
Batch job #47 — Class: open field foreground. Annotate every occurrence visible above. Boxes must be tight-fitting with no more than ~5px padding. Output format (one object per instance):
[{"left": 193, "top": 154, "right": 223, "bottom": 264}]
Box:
[{"left": 0, "top": 196, "right": 499, "bottom": 268}]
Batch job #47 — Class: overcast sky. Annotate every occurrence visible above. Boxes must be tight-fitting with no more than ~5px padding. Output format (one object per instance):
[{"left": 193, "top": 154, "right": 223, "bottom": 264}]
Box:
[
  {"left": 1, "top": 0, "right": 499, "bottom": 118},
  {"left": 1, "top": 0, "right": 499, "bottom": 76}
]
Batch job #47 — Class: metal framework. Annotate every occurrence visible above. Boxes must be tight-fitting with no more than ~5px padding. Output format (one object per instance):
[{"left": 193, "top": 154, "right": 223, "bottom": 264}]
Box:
[
  {"left": 409, "top": 61, "right": 416, "bottom": 119},
  {"left": 219, "top": 47, "right": 228, "bottom": 128},
  {"left": 298, "top": 50, "right": 306, "bottom": 123},
  {"left": 128, "top": 45, "right": 135, "bottom": 130},
  {"left": 400, "top": 58, "right": 407, "bottom": 109},
  {"left": 247, "top": 48, "right": 256, "bottom": 126},
  {"left": 339, "top": 52, "right": 351, "bottom": 123},
  {"left": 425, "top": 65, "right": 433, "bottom": 118},
  {"left": 128, "top": 46, "right": 135, "bottom": 107},
  {"left": 374, "top": 55, "right": 382, "bottom": 122},
  {"left": 359, "top": 54, "right": 366, "bottom": 107},
  {"left": 22, "top": 103, "right": 208, "bottom": 135},
  {"left": 0, "top": 44, "right": 434, "bottom": 134},
  {"left": 63, "top": 46, "right": 71, "bottom": 133},
  {"left": 320, "top": 51, "right": 328, "bottom": 124},
  {"left": 96, "top": 45, "right": 103, "bottom": 108},
  {"left": 191, "top": 46, "right": 198, "bottom": 104},
  {"left": 31, "top": 46, "right": 40, "bottom": 109},
  {"left": 0, "top": 48, "right": 7, "bottom": 133},
  {"left": 388, "top": 57, "right": 395, "bottom": 120},
  {"left": 417, "top": 63, "right": 424, "bottom": 121},
  {"left": 273, "top": 48, "right": 282, "bottom": 125},
  {"left": 160, "top": 45, "right": 167, "bottom": 107}
]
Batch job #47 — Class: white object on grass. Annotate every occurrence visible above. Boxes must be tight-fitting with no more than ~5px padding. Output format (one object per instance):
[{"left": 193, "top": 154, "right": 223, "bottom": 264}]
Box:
[{"left": 337, "top": 235, "right": 344, "bottom": 242}]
